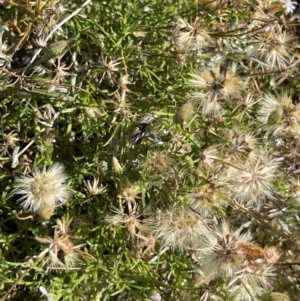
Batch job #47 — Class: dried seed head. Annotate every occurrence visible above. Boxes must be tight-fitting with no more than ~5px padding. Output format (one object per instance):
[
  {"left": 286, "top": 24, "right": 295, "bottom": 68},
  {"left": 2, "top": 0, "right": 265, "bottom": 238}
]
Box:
[
  {"left": 229, "top": 155, "right": 281, "bottom": 206},
  {"left": 174, "top": 16, "right": 214, "bottom": 53},
  {"left": 258, "top": 92, "right": 298, "bottom": 136},
  {"left": 252, "top": 0, "right": 282, "bottom": 23},
  {"left": 14, "top": 162, "right": 70, "bottom": 212},
  {"left": 2, "top": 131, "right": 19, "bottom": 155},
  {"left": 148, "top": 151, "right": 174, "bottom": 176},
  {"left": 251, "top": 24, "right": 296, "bottom": 71},
  {"left": 54, "top": 3, "right": 67, "bottom": 17},
  {"left": 98, "top": 55, "right": 122, "bottom": 86},
  {"left": 228, "top": 263, "right": 275, "bottom": 299},
  {"left": 221, "top": 129, "right": 258, "bottom": 163},
  {"left": 200, "top": 221, "right": 253, "bottom": 277},
  {"left": 189, "top": 64, "right": 242, "bottom": 115},
  {"left": 153, "top": 207, "right": 206, "bottom": 252},
  {"left": 120, "top": 181, "right": 140, "bottom": 203},
  {"left": 188, "top": 182, "right": 227, "bottom": 217},
  {"left": 118, "top": 74, "right": 134, "bottom": 90},
  {"left": 35, "top": 217, "right": 84, "bottom": 270},
  {"left": 83, "top": 177, "right": 106, "bottom": 196}
]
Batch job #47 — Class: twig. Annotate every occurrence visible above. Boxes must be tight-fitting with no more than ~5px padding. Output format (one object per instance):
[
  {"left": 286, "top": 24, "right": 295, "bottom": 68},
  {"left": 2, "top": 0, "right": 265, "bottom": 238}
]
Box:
[{"left": 12, "top": 210, "right": 34, "bottom": 221}]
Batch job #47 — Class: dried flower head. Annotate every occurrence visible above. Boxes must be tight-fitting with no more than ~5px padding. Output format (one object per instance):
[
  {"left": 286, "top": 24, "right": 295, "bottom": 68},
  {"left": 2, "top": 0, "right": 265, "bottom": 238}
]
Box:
[
  {"left": 118, "top": 181, "right": 141, "bottom": 213},
  {"left": 105, "top": 205, "right": 152, "bottom": 236},
  {"left": 189, "top": 64, "right": 242, "bottom": 115},
  {"left": 135, "top": 232, "right": 156, "bottom": 257},
  {"left": 35, "top": 217, "right": 84, "bottom": 270},
  {"left": 233, "top": 93, "right": 259, "bottom": 121},
  {"left": 250, "top": 25, "right": 296, "bottom": 70},
  {"left": 191, "top": 268, "right": 220, "bottom": 301},
  {"left": 117, "top": 74, "right": 134, "bottom": 90},
  {"left": 54, "top": 3, "right": 67, "bottom": 18},
  {"left": 14, "top": 162, "right": 70, "bottom": 212},
  {"left": 153, "top": 207, "right": 206, "bottom": 252},
  {"left": 18, "top": 155, "right": 33, "bottom": 174},
  {"left": 252, "top": 0, "right": 282, "bottom": 24},
  {"left": 229, "top": 263, "right": 275, "bottom": 300},
  {"left": 51, "top": 56, "right": 72, "bottom": 85},
  {"left": 173, "top": 16, "right": 214, "bottom": 53},
  {"left": 188, "top": 180, "right": 228, "bottom": 218},
  {"left": 199, "top": 221, "right": 253, "bottom": 277},
  {"left": 98, "top": 55, "right": 122, "bottom": 86},
  {"left": 147, "top": 151, "right": 175, "bottom": 176},
  {"left": 1, "top": 131, "right": 19, "bottom": 155},
  {"left": 258, "top": 92, "right": 300, "bottom": 136},
  {"left": 229, "top": 155, "right": 282, "bottom": 206},
  {"left": 120, "top": 181, "right": 140, "bottom": 203},
  {"left": 198, "top": 145, "right": 220, "bottom": 171},
  {"left": 221, "top": 129, "right": 258, "bottom": 163},
  {"left": 83, "top": 177, "right": 106, "bottom": 196}
]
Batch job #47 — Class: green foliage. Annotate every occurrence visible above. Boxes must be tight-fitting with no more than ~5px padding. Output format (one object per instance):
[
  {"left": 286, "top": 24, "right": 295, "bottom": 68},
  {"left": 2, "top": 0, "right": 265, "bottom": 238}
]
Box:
[{"left": 1, "top": 0, "right": 300, "bottom": 300}]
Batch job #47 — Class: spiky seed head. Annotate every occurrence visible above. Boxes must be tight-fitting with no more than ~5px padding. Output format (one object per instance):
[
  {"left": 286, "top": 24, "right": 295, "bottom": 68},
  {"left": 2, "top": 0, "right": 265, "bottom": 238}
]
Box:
[
  {"left": 83, "top": 177, "right": 106, "bottom": 196},
  {"left": 35, "top": 217, "right": 83, "bottom": 270}
]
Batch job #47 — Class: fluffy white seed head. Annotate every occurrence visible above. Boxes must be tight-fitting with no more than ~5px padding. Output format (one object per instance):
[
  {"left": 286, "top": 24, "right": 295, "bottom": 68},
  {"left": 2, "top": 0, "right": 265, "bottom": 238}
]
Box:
[
  {"left": 229, "top": 155, "right": 282, "bottom": 206},
  {"left": 199, "top": 221, "right": 253, "bottom": 277},
  {"left": 15, "top": 162, "right": 70, "bottom": 212},
  {"left": 153, "top": 207, "right": 206, "bottom": 252}
]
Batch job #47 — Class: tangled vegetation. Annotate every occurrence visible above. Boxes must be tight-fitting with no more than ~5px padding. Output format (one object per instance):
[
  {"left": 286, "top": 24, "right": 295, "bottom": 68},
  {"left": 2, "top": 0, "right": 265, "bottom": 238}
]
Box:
[{"left": 1, "top": 0, "right": 300, "bottom": 300}]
